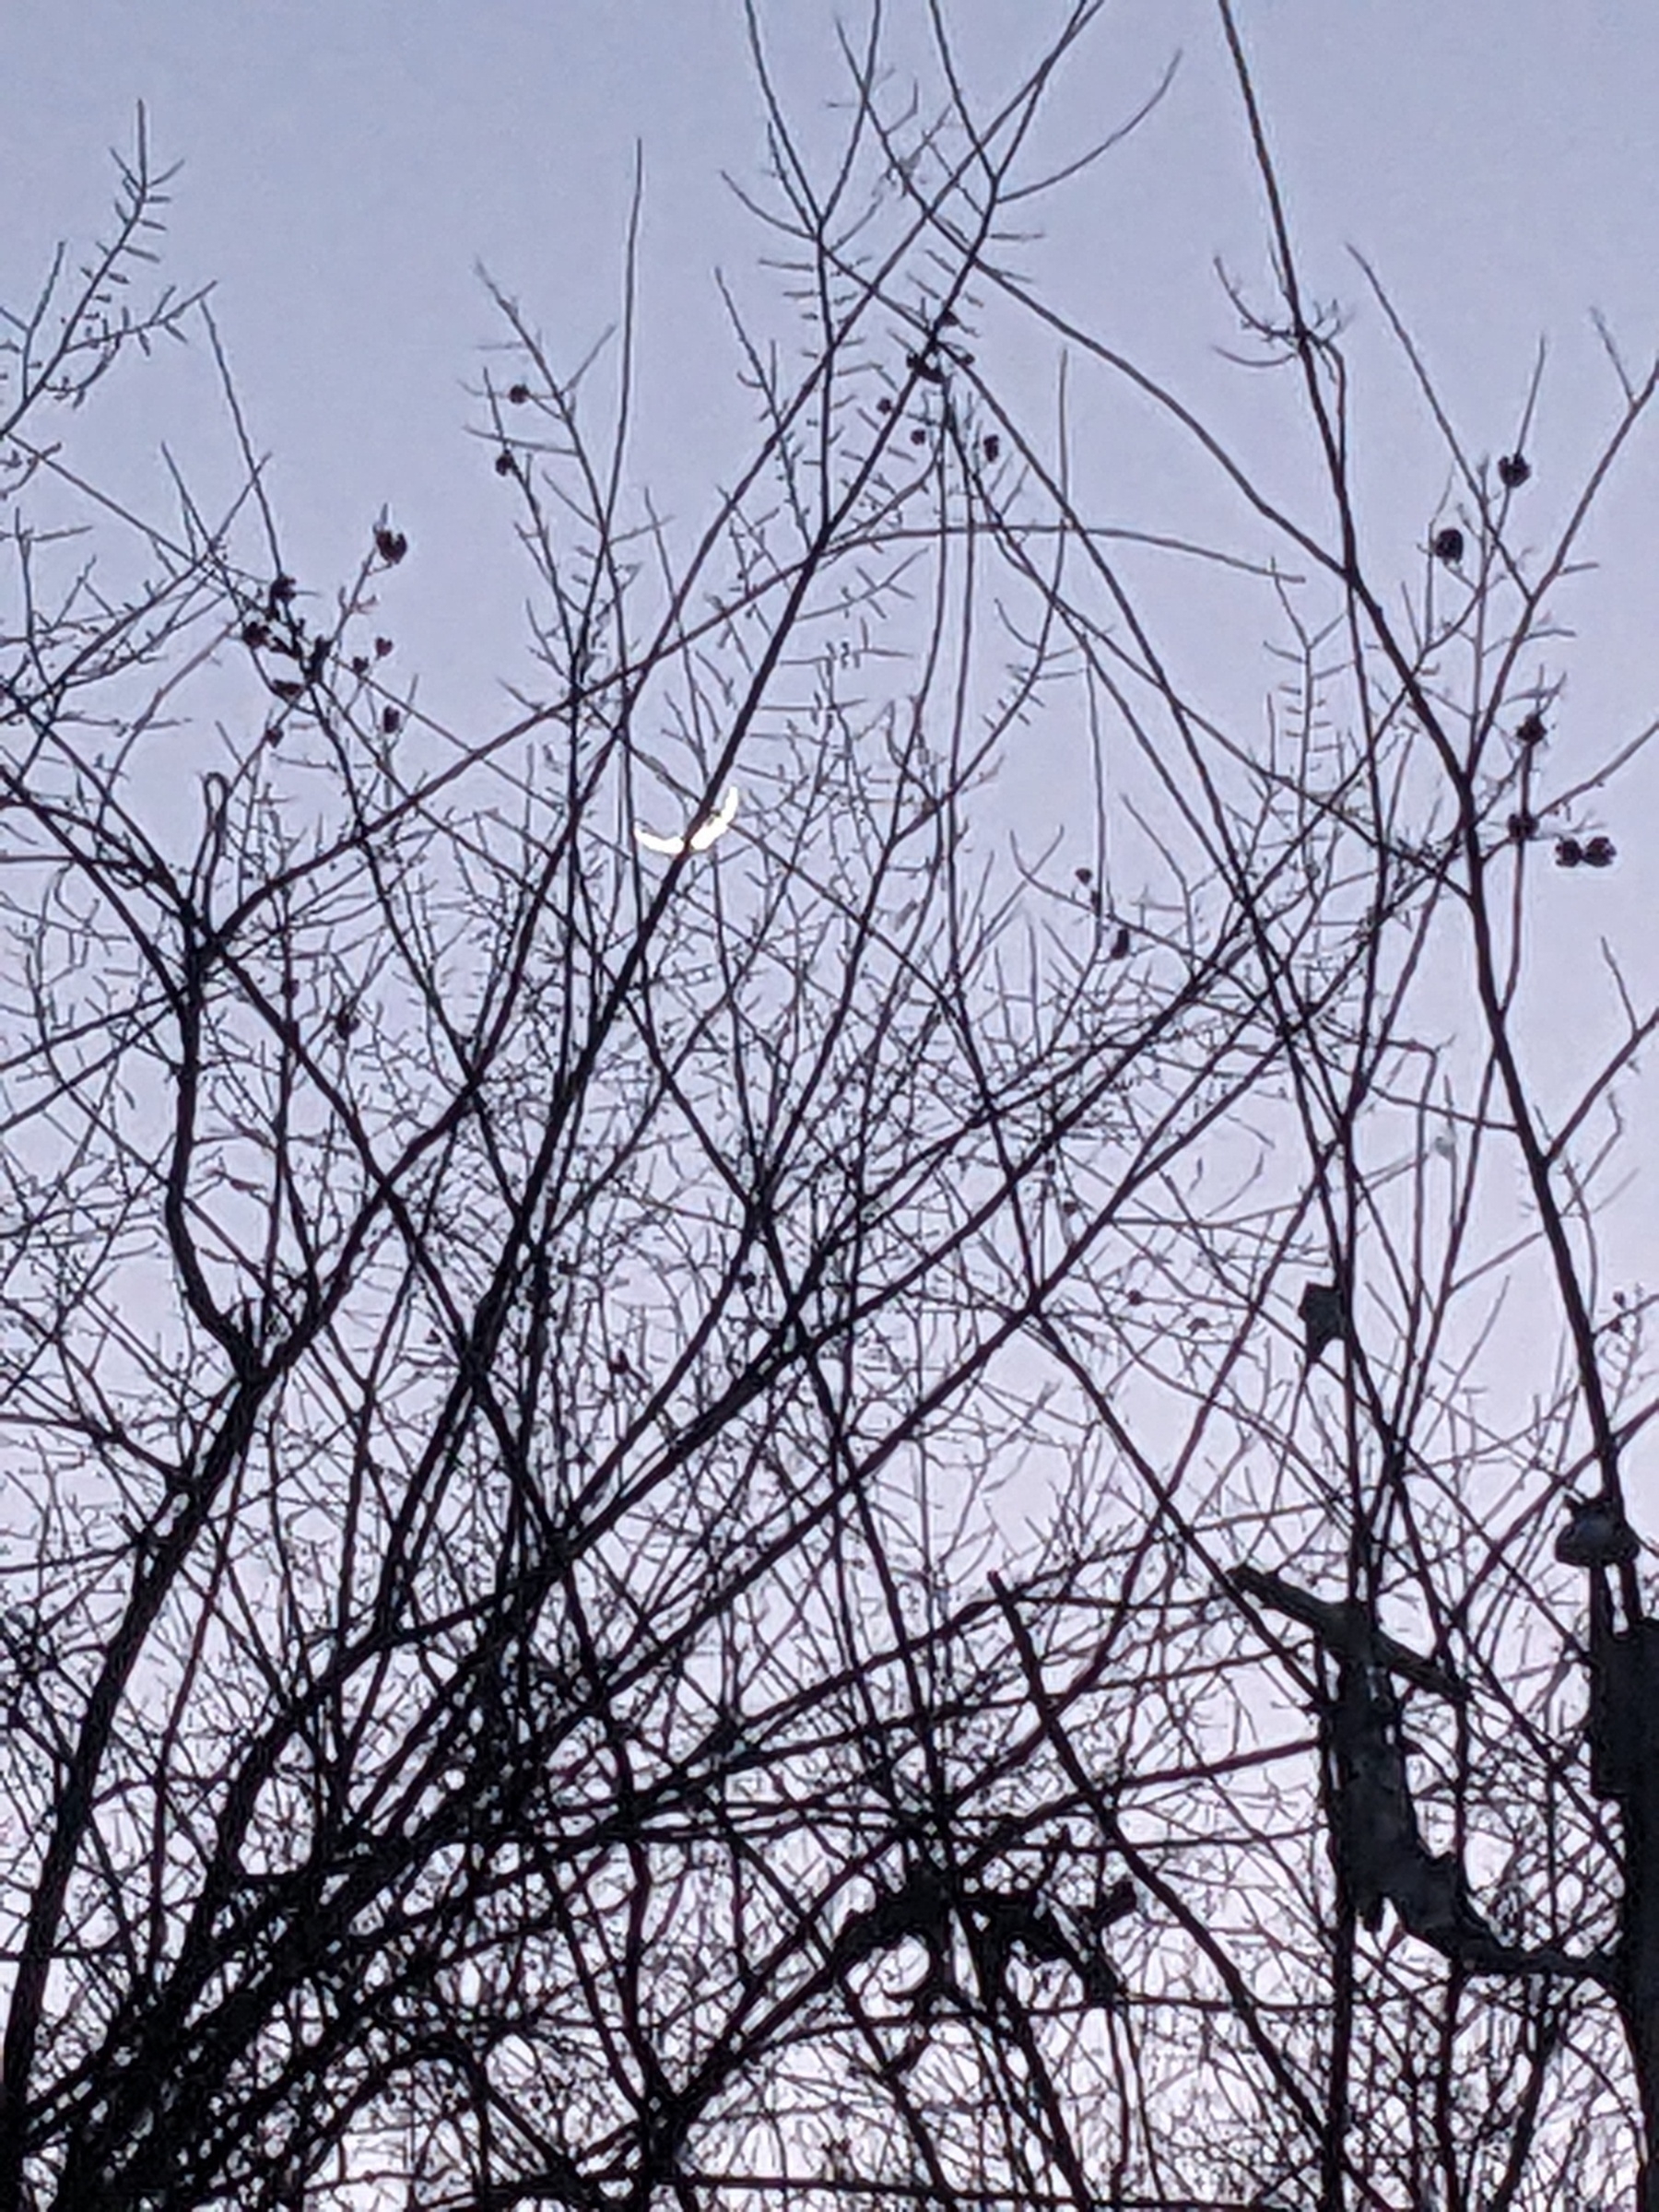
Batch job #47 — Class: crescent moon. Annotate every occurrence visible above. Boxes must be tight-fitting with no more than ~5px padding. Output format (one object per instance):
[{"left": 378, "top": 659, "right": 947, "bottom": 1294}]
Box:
[{"left": 633, "top": 784, "right": 740, "bottom": 856}]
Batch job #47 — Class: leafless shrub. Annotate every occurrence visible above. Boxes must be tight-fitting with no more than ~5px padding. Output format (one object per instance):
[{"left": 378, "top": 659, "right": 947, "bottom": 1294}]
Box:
[{"left": 1, "top": 9, "right": 1656, "bottom": 2211}]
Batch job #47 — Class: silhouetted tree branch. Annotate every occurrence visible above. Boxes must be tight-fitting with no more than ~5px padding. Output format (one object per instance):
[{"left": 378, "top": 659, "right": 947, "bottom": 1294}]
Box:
[{"left": 2, "top": 11, "right": 1657, "bottom": 2212}]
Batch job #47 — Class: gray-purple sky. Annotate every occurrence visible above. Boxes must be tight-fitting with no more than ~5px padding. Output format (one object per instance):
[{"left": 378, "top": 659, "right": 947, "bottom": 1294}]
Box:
[
  {"left": 6, "top": 1, "right": 1657, "bottom": 712},
  {"left": 4, "top": 1, "right": 1657, "bottom": 1138}
]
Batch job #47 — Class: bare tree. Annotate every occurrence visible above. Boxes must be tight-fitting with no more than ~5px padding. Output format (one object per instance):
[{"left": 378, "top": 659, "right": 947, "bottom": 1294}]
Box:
[{"left": 1, "top": 7, "right": 1656, "bottom": 2211}]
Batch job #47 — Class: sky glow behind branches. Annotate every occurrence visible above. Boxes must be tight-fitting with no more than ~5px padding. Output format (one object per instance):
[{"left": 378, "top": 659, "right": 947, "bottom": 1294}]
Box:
[
  {"left": 4, "top": 0, "right": 1657, "bottom": 742},
  {"left": 4, "top": 8, "right": 1659, "bottom": 2204}
]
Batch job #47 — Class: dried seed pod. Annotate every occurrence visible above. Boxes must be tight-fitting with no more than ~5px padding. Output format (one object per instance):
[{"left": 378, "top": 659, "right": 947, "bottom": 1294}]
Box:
[
  {"left": 1555, "top": 1496, "right": 1640, "bottom": 1567},
  {"left": 1300, "top": 1281, "right": 1348, "bottom": 1367}
]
